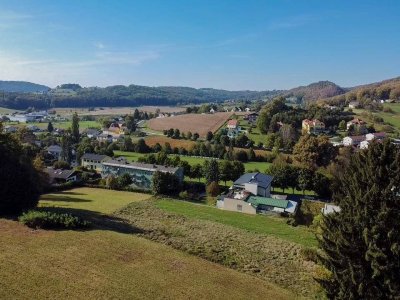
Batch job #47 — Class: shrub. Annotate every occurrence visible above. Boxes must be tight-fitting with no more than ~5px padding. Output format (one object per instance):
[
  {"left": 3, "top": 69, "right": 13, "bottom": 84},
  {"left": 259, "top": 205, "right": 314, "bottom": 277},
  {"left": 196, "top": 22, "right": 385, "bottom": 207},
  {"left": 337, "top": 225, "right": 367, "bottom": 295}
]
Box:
[
  {"left": 300, "top": 247, "right": 319, "bottom": 263},
  {"left": 179, "top": 190, "right": 190, "bottom": 200},
  {"left": 19, "top": 210, "right": 90, "bottom": 229},
  {"left": 53, "top": 160, "right": 71, "bottom": 170},
  {"left": 206, "top": 181, "right": 220, "bottom": 197}
]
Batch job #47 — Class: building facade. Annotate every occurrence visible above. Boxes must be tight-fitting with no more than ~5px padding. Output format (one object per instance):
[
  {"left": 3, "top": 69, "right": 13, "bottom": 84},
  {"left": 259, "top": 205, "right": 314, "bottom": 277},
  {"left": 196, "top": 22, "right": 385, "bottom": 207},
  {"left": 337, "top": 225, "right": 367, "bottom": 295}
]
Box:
[
  {"left": 81, "top": 153, "right": 110, "bottom": 172},
  {"left": 302, "top": 119, "right": 325, "bottom": 134},
  {"left": 101, "top": 159, "right": 184, "bottom": 190}
]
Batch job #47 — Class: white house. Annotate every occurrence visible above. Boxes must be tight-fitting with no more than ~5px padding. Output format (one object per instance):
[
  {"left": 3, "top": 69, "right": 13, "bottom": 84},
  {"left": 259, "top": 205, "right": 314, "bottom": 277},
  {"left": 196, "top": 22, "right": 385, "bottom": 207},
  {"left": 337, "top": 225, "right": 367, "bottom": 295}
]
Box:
[
  {"left": 217, "top": 173, "right": 298, "bottom": 215},
  {"left": 348, "top": 101, "right": 360, "bottom": 109},
  {"left": 322, "top": 204, "right": 341, "bottom": 215},
  {"left": 342, "top": 135, "right": 365, "bottom": 147}
]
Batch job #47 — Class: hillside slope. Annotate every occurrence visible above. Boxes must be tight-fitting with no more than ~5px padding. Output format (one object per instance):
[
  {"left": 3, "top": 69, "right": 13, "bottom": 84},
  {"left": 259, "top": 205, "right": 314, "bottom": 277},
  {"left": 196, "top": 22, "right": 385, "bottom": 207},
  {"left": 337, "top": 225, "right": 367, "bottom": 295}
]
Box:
[
  {"left": 284, "top": 81, "right": 347, "bottom": 102},
  {"left": 0, "top": 81, "right": 50, "bottom": 93},
  {"left": 319, "top": 77, "right": 400, "bottom": 106}
]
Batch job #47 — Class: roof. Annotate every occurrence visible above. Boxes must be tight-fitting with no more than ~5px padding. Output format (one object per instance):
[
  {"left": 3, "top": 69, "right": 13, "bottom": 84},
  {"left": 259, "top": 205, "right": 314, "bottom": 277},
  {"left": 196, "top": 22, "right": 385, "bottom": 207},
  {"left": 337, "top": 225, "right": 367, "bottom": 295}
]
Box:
[
  {"left": 45, "top": 168, "right": 76, "bottom": 180},
  {"left": 85, "top": 128, "right": 101, "bottom": 134},
  {"left": 102, "top": 159, "right": 180, "bottom": 174},
  {"left": 344, "top": 135, "right": 365, "bottom": 142},
  {"left": 302, "top": 119, "right": 325, "bottom": 126},
  {"left": 369, "top": 132, "right": 386, "bottom": 139},
  {"left": 247, "top": 196, "right": 289, "bottom": 209},
  {"left": 348, "top": 118, "right": 366, "bottom": 125},
  {"left": 227, "top": 119, "right": 238, "bottom": 126},
  {"left": 234, "top": 172, "right": 274, "bottom": 189},
  {"left": 81, "top": 153, "right": 109, "bottom": 161},
  {"left": 47, "top": 145, "right": 62, "bottom": 152}
]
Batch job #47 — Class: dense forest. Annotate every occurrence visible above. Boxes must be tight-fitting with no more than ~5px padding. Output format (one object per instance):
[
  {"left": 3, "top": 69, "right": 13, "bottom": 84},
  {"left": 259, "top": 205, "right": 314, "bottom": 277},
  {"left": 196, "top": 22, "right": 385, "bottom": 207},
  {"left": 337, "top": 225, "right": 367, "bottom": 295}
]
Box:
[
  {"left": 0, "top": 84, "right": 281, "bottom": 109},
  {"left": 0, "top": 81, "right": 50, "bottom": 93}
]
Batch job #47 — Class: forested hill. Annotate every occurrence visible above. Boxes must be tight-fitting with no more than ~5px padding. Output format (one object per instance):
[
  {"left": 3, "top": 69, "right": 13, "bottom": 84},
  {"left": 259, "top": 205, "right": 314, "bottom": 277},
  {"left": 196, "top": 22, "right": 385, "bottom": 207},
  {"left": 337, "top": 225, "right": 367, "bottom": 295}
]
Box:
[
  {"left": 0, "top": 81, "right": 50, "bottom": 93},
  {"left": 0, "top": 84, "right": 282, "bottom": 110},
  {"left": 318, "top": 77, "right": 400, "bottom": 106},
  {"left": 0, "top": 77, "right": 398, "bottom": 110},
  {"left": 283, "top": 81, "right": 347, "bottom": 103}
]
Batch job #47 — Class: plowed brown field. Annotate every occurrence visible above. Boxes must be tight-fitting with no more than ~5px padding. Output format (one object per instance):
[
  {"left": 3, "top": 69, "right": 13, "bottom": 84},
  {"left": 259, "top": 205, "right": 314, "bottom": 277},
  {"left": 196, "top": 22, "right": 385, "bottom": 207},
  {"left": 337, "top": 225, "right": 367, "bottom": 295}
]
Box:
[{"left": 147, "top": 112, "right": 232, "bottom": 137}]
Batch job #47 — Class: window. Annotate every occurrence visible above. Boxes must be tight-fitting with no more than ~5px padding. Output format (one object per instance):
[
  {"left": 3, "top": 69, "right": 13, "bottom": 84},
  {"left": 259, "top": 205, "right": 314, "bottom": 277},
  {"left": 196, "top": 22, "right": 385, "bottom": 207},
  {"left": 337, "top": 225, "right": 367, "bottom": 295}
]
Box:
[{"left": 237, "top": 204, "right": 242, "bottom": 211}]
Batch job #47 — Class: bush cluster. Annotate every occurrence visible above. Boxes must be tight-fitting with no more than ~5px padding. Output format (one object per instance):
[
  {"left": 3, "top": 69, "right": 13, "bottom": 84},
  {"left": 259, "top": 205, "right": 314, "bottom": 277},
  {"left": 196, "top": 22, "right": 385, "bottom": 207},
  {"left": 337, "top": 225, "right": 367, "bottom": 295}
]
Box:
[{"left": 19, "top": 210, "right": 90, "bottom": 229}]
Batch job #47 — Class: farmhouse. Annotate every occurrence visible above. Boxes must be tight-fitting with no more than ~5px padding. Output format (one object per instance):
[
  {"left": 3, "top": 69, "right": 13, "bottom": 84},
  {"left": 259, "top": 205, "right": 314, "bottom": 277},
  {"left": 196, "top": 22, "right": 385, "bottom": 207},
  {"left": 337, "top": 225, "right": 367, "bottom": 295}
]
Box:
[
  {"left": 45, "top": 167, "right": 78, "bottom": 184},
  {"left": 302, "top": 119, "right": 325, "bottom": 134},
  {"left": 101, "top": 159, "right": 184, "bottom": 190},
  {"left": 347, "top": 118, "right": 367, "bottom": 133},
  {"left": 217, "top": 172, "right": 298, "bottom": 215},
  {"left": 342, "top": 135, "right": 365, "bottom": 147},
  {"left": 360, "top": 132, "right": 386, "bottom": 149},
  {"left": 227, "top": 119, "right": 241, "bottom": 138},
  {"left": 343, "top": 132, "right": 386, "bottom": 149},
  {"left": 244, "top": 112, "right": 259, "bottom": 123},
  {"left": 47, "top": 145, "right": 62, "bottom": 160},
  {"left": 81, "top": 153, "right": 110, "bottom": 172},
  {"left": 348, "top": 101, "right": 360, "bottom": 109},
  {"left": 84, "top": 128, "right": 101, "bottom": 138}
]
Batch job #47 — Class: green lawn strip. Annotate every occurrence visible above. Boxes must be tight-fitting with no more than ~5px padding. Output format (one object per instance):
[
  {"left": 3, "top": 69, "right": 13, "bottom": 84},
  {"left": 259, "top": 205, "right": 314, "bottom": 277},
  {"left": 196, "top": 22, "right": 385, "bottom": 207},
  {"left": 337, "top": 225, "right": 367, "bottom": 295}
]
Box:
[
  {"left": 155, "top": 198, "right": 317, "bottom": 247},
  {"left": 39, "top": 187, "right": 151, "bottom": 214},
  {"left": 114, "top": 150, "right": 271, "bottom": 172}
]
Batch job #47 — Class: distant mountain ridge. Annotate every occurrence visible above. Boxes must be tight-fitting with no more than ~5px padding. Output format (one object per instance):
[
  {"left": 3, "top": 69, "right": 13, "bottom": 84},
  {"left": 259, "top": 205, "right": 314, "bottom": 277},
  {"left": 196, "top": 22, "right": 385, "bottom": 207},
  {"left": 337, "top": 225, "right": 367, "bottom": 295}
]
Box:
[
  {"left": 0, "top": 77, "right": 398, "bottom": 110},
  {"left": 0, "top": 81, "right": 50, "bottom": 93}
]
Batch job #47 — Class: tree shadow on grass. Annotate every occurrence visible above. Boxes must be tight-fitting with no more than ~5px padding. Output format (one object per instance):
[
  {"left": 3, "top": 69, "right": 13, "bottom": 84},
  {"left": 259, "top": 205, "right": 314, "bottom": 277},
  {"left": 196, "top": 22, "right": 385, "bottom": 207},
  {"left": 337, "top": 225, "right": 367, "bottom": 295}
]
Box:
[
  {"left": 54, "top": 191, "right": 87, "bottom": 196},
  {"left": 35, "top": 206, "right": 143, "bottom": 235},
  {"left": 40, "top": 195, "right": 92, "bottom": 203}
]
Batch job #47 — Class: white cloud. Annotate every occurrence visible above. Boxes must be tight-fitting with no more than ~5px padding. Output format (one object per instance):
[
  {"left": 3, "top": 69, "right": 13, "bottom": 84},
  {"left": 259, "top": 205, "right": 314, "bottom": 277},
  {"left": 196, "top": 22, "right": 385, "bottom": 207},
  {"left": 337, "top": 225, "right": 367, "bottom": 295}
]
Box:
[
  {"left": 0, "top": 49, "right": 160, "bottom": 87},
  {"left": 94, "top": 42, "right": 105, "bottom": 49}
]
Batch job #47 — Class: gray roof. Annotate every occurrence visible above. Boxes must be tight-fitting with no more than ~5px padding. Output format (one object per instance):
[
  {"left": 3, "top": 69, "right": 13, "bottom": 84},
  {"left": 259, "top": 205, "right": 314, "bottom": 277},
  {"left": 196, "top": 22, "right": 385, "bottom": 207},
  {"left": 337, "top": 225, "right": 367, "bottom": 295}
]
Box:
[
  {"left": 81, "top": 153, "right": 110, "bottom": 161},
  {"left": 47, "top": 145, "right": 62, "bottom": 152},
  {"left": 234, "top": 172, "right": 274, "bottom": 189},
  {"left": 45, "top": 168, "right": 77, "bottom": 180},
  {"left": 103, "top": 159, "right": 180, "bottom": 174}
]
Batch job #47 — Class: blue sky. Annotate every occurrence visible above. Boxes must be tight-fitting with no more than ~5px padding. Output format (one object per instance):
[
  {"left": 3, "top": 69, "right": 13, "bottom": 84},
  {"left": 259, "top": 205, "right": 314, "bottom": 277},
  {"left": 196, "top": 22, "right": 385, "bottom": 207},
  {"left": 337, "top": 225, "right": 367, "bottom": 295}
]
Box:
[{"left": 0, "top": 0, "right": 399, "bottom": 90}]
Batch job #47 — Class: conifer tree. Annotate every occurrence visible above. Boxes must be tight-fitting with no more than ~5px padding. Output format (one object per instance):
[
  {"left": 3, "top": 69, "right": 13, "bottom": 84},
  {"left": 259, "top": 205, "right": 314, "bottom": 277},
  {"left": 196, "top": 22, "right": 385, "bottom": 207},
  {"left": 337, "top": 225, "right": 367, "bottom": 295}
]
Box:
[{"left": 318, "top": 140, "right": 400, "bottom": 299}]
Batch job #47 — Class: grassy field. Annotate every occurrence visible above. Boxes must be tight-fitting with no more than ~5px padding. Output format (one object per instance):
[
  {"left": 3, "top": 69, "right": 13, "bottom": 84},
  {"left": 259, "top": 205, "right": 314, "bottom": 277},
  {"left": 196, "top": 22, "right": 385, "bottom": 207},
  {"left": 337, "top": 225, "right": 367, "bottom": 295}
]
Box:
[
  {"left": 114, "top": 150, "right": 271, "bottom": 172},
  {"left": 351, "top": 103, "right": 400, "bottom": 132},
  {"left": 40, "top": 187, "right": 151, "bottom": 214},
  {"left": 156, "top": 198, "right": 317, "bottom": 247},
  {"left": 0, "top": 107, "right": 22, "bottom": 114},
  {"left": 54, "top": 106, "right": 186, "bottom": 116},
  {"left": 239, "top": 117, "right": 266, "bottom": 144},
  {"left": 0, "top": 188, "right": 295, "bottom": 299},
  {"left": 118, "top": 199, "right": 321, "bottom": 297},
  {"left": 4, "top": 120, "right": 101, "bottom": 131}
]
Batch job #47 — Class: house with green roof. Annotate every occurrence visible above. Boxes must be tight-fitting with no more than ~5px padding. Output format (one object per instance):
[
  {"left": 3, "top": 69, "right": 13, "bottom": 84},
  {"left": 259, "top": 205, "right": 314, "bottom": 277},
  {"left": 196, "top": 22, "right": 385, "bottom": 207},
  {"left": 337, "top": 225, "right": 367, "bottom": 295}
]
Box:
[{"left": 217, "top": 173, "right": 298, "bottom": 215}]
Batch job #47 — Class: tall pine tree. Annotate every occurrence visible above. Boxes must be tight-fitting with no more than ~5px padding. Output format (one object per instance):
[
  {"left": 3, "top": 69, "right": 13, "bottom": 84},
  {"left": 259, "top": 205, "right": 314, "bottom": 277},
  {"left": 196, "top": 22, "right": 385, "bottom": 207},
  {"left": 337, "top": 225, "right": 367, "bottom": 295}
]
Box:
[{"left": 318, "top": 140, "right": 400, "bottom": 299}]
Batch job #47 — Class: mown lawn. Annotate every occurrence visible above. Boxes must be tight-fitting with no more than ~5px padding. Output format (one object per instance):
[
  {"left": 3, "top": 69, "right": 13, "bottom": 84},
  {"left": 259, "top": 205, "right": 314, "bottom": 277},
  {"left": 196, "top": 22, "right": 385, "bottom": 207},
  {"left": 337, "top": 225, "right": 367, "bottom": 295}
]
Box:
[
  {"left": 0, "top": 188, "right": 294, "bottom": 299},
  {"left": 0, "top": 220, "right": 292, "bottom": 300},
  {"left": 351, "top": 103, "right": 400, "bottom": 132},
  {"left": 0, "top": 106, "right": 22, "bottom": 114},
  {"left": 156, "top": 198, "right": 317, "bottom": 247},
  {"left": 114, "top": 150, "right": 271, "bottom": 172},
  {"left": 39, "top": 187, "right": 151, "bottom": 214}
]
